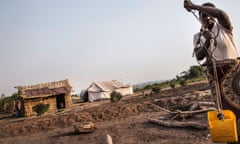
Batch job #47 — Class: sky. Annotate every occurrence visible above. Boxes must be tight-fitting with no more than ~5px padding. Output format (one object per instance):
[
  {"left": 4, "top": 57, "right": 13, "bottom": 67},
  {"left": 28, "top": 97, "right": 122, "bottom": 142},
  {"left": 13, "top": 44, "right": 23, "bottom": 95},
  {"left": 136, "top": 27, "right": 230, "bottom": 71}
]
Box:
[{"left": 0, "top": 0, "right": 240, "bottom": 96}]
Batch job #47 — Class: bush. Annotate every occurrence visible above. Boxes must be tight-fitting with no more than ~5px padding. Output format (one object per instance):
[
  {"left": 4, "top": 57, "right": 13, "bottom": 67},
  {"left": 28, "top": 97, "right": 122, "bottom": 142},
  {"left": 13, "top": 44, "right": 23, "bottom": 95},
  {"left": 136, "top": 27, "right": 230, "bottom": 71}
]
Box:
[
  {"left": 152, "top": 86, "right": 161, "bottom": 93},
  {"left": 170, "top": 82, "right": 176, "bottom": 89},
  {"left": 110, "top": 91, "right": 122, "bottom": 102},
  {"left": 32, "top": 103, "right": 49, "bottom": 116},
  {"left": 188, "top": 65, "right": 205, "bottom": 79},
  {"left": 179, "top": 78, "right": 187, "bottom": 87},
  {"left": 0, "top": 93, "right": 21, "bottom": 112}
]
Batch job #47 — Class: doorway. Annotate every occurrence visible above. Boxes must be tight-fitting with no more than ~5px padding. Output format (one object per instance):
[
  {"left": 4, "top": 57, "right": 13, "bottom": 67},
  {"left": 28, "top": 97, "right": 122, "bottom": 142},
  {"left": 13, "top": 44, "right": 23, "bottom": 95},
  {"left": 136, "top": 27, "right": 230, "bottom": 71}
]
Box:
[{"left": 56, "top": 94, "right": 66, "bottom": 109}]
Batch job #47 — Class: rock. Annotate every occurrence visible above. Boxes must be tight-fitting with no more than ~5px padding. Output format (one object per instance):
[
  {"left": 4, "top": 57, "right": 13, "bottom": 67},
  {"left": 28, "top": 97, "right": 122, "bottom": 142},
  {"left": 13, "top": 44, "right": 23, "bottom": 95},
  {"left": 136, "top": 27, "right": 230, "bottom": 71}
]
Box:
[{"left": 73, "top": 121, "right": 96, "bottom": 134}]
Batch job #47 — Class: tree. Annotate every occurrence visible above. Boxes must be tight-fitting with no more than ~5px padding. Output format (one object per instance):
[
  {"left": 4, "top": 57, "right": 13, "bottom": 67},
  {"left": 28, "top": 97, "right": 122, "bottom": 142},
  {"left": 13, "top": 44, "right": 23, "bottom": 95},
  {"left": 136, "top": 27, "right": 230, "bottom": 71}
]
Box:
[
  {"left": 170, "top": 81, "right": 176, "bottom": 89},
  {"left": 179, "top": 78, "right": 187, "bottom": 87},
  {"left": 188, "top": 65, "right": 204, "bottom": 79},
  {"left": 110, "top": 91, "right": 122, "bottom": 102},
  {"left": 152, "top": 86, "right": 161, "bottom": 93},
  {"left": 32, "top": 103, "right": 49, "bottom": 116},
  {"left": 0, "top": 93, "right": 21, "bottom": 112}
]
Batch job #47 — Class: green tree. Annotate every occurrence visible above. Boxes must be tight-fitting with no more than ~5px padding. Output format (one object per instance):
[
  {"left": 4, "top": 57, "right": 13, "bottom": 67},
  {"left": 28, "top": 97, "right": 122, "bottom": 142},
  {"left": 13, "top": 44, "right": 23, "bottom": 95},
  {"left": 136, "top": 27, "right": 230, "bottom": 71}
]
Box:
[
  {"left": 32, "top": 103, "right": 49, "bottom": 116},
  {"left": 169, "top": 80, "right": 176, "bottom": 89},
  {"left": 188, "top": 65, "right": 204, "bottom": 79},
  {"left": 152, "top": 86, "right": 161, "bottom": 93},
  {"left": 179, "top": 78, "right": 187, "bottom": 87},
  {"left": 0, "top": 93, "right": 21, "bottom": 112},
  {"left": 110, "top": 91, "right": 123, "bottom": 102}
]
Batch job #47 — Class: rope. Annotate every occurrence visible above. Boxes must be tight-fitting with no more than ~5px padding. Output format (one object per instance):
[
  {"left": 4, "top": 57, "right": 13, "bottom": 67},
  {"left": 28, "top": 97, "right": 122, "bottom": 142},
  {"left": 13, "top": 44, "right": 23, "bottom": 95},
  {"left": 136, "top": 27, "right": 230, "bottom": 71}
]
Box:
[
  {"left": 210, "top": 51, "right": 223, "bottom": 112},
  {"left": 190, "top": 11, "right": 224, "bottom": 118},
  {"left": 191, "top": 10, "right": 203, "bottom": 25}
]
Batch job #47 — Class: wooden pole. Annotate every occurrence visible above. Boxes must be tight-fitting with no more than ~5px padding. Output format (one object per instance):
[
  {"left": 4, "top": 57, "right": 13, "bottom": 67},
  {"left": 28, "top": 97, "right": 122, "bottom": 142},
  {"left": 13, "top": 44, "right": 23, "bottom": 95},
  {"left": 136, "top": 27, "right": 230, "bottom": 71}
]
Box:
[{"left": 106, "top": 134, "right": 113, "bottom": 144}]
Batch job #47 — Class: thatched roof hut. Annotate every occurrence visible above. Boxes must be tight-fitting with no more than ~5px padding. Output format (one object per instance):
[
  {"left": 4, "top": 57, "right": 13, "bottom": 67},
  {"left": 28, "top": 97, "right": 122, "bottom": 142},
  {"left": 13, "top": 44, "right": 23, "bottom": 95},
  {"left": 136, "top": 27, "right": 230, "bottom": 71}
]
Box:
[{"left": 15, "top": 79, "right": 72, "bottom": 117}]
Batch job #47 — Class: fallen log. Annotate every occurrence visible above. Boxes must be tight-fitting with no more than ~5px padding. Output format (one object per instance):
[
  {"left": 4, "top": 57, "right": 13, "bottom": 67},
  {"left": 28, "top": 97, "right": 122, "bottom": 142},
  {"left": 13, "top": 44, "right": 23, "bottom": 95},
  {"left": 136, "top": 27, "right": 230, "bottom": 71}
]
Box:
[
  {"left": 149, "top": 118, "right": 207, "bottom": 130},
  {"left": 147, "top": 101, "right": 216, "bottom": 120},
  {"left": 170, "top": 107, "right": 216, "bottom": 120},
  {"left": 147, "top": 102, "right": 216, "bottom": 113},
  {"left": 197, "top": 102, "right": 215, "bottom": 107},
  {"left": 188, "top": 102, "right": 215, "bottom": 111}
]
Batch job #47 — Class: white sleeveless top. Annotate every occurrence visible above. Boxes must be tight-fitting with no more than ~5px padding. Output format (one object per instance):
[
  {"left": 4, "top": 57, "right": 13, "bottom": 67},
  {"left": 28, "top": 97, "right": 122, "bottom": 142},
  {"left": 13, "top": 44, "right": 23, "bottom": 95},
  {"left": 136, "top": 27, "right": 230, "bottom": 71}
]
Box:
[
  {"left": 211, "top": 23, "right": 239, "bottom": 60},
  {"left": 193, "top": 23, "right": 239, "bottom": 61}
]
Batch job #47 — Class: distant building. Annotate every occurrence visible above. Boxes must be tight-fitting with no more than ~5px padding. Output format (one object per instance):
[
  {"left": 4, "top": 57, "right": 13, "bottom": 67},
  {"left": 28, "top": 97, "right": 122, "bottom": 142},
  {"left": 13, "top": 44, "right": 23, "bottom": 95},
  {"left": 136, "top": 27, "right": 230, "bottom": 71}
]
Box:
[
  {"left": 1, "top": 94, "right": 5, "bottom": 99},
  {"left": 85, "top": 80, "right": 133, "bottom": 102},
  {"left": 15, "top": 79, "right": 72, "bottom": 117}
]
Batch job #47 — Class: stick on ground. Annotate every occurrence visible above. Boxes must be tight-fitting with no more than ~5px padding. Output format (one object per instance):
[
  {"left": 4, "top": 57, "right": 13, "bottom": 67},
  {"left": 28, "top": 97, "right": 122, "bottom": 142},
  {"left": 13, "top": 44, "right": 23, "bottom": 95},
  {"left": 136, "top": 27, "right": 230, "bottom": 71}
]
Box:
[{"left": 148, "top": 118, "right": 207, "bottom": 130}]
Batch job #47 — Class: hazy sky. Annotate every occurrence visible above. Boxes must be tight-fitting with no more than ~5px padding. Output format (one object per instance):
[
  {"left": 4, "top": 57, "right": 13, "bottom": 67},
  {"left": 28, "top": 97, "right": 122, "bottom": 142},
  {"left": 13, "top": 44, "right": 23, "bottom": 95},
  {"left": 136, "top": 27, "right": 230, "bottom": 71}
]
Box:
[{"left": 1, "top": 0, "right": 240, "bottom": 96}]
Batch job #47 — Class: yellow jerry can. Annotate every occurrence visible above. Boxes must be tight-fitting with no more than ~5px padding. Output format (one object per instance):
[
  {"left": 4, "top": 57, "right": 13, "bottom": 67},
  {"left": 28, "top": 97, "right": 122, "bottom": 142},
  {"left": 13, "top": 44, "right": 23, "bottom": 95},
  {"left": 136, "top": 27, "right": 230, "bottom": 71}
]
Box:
[{"left": 208, "top": 110, "right": 238, "bottom": 143}]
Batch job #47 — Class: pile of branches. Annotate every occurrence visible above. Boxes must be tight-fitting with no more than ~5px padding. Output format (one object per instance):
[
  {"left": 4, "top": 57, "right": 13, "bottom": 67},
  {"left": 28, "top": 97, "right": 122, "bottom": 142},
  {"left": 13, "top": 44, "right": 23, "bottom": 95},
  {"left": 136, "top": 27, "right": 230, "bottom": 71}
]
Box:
[{"left": 148, "top": 101, "right": 216, "bottom": 130}]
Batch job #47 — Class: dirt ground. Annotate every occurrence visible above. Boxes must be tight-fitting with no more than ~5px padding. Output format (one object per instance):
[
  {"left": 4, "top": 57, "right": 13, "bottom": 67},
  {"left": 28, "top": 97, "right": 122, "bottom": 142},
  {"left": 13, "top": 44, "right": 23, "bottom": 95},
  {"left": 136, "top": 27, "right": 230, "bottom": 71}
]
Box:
[{"left": 0, "top": 81, "right": 226, "bottom": 144}]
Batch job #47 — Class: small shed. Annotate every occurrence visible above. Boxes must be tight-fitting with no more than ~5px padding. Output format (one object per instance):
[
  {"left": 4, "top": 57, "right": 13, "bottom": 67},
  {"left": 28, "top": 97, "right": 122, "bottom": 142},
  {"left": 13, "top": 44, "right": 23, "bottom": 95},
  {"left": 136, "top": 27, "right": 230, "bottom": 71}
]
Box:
[
  {"left": 15, "top": 79, "right": 72, "bottom": 117},
  {"left": 86, "top": 80, "right": 133, "bottom": 102}
]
